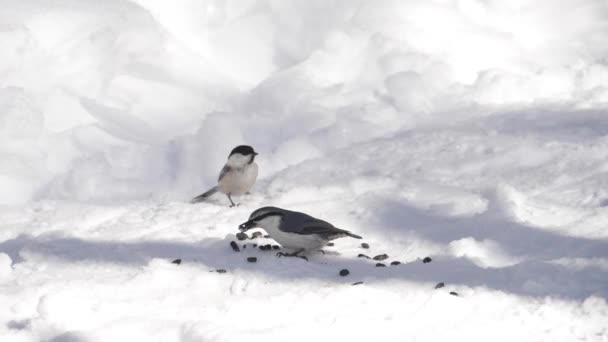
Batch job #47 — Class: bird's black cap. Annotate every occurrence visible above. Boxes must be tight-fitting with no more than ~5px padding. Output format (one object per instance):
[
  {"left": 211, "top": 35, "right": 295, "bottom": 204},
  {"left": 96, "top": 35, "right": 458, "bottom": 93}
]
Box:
[{"left": 229, "top": 145, "right": 258, "bottom": 157}]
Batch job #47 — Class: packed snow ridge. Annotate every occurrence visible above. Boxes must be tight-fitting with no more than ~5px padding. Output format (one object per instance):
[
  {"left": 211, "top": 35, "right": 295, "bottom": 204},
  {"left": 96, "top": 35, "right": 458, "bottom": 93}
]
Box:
[{"left": 1, "top": 1, "right": 608, "bottom": 341}]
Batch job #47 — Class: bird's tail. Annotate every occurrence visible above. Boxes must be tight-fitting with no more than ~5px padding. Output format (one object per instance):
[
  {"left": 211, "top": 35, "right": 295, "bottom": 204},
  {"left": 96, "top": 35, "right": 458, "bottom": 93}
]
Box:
[
  {"left": 344, "top": 231, "right": 363, "bottom": 239},
  {"left": 190, "top": 186, "right": 218, "bottom": 204}
]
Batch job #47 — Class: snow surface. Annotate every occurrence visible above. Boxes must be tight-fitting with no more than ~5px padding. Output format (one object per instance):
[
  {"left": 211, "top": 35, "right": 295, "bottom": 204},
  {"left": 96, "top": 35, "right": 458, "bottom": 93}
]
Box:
[{"left": 1, "top": 0, "right": 608, "bottom": 341}]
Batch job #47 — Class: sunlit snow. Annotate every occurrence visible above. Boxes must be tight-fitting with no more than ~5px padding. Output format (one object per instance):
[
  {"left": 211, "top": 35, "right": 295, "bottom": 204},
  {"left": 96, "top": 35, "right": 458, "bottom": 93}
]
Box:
[{"left": 1, "top": 1, "right": 607, "bottom": 341}]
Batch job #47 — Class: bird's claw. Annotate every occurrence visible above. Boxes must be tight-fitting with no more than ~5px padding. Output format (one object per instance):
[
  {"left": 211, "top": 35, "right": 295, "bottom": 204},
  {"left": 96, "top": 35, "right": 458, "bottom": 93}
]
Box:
[{"left": 276, "top": 252, "right": 308, "bottom": 261}]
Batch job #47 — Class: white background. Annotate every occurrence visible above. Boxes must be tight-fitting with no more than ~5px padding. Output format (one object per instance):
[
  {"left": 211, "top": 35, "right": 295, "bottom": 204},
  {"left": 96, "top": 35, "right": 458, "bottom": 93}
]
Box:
[{"left": 1, "top": 1, "right": 607, "bottom": 341}]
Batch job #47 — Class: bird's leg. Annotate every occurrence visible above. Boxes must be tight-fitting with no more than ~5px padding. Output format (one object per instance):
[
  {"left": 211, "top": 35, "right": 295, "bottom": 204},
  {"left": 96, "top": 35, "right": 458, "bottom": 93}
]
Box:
[
  {"left": 227, "top": 194, "right": 239, "bottom": 207},
  {"left": 276, "top": 249, "right": 305, "bottom": 258}
]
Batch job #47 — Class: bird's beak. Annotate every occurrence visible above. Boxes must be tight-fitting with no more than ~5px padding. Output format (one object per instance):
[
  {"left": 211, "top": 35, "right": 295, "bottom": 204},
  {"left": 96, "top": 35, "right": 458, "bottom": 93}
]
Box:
[
  {"left": 253, "top": 152, "right": 259, "bottom": 156},
  {"left": 239, "top": 220, "right": 256, "bottom": 231}
]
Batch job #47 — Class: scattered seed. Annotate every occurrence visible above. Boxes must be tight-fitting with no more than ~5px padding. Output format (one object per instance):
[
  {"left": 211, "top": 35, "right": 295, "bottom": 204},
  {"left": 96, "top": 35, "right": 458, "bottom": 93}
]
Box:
[
  {"left": 373, "top": 254, "right": 389, "bottom": 261},
  {"left": 252, "top": 244, "right": 257, "bottom": 248},
  {"left": 422, "top": 257, "right": 432, "bottom": 263},
  {"left": 375, "top": 263, "right": 386, "bottom": 267},
  {"left": 251, "top": 231, "right": 263, "bottom": 239},
  {"left": 236, "top": 232, "right": 248, "bottom": 241},
  {"left": 272, "top": 245, "right": 280, "bottom": 250},
  {"left": 247, "top": 257, "right": 257, "bottom": 263},
  {"left": 435, "top": 282, "right": 445, "bottom": 289},
  {"left": 361, "top": 243, "right": 370, "bottom": 249},
  {"left": 258, "top": 245, "right": 267, "bottom": 251},
  {"left": 358, "top": 253, "right": 371, "bottom": 259},
  {"left": 339, "top": 269, "right": 350, "bottom": 276},
  {"left": 264, "top": 244, "right": 272, "bottom": 250},
  {"left": 171, "top": 259, "right": 182, "bottom": 265},
  {"left": 449, "top": 291, "right": 458, "bottom": 296},
  {"left": 327, "top": 242, "right": 335, "bottom": 247},
  {"left": 352, "top": 281, "right": 364, "bottom": 286},
  {"left": 390, "top": 261, "right": 401, "bottom": 266},
  {"left": 230, "top": 241, "right": 240, "bottom": 252},
  {"left": 215, "top": 269, "right": 227, "bottom": 274}
]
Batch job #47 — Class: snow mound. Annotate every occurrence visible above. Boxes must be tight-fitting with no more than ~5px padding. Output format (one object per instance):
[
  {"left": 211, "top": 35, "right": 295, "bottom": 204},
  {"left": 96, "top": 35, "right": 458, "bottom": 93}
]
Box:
[
  {"left": 0, "top": 0, "right": 606, "bottom": 204},
  {"left": 1, "top": 1, "right": 608, "bottom": 341}
]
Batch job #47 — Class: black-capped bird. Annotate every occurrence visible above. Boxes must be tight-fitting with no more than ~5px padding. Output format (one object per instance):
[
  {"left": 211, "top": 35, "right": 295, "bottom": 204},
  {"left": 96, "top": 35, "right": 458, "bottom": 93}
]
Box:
[
  {"left": 191, "top": 145, "right": 258, "bottom": 207},
  {"left": 239, "top": 206, "right": 362, "bottom": 256}
]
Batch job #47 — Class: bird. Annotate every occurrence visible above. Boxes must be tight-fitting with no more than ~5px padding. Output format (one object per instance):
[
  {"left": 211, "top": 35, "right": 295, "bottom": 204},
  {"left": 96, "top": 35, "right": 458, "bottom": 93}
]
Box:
[
  {"left": 191, "top": 145, "right": 259, "bottom": 207},
  {"left": 238, "top": 206, "right": 362, "bottom": 257}
]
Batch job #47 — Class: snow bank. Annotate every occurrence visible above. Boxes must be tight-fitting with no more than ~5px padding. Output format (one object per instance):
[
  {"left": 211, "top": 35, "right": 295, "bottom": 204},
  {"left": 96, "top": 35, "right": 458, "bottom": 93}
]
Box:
[
  {"left": 1, "top": 1, "right": 608, "bottom": 341},
  {"left": 0, "top": 0, "right": 607, "bottom": 204}
]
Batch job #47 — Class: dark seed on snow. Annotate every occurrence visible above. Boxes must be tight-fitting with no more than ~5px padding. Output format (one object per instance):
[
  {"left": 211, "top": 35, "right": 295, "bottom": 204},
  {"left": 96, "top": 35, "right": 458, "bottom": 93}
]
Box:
[
  {"left": 339, "top": 269, "right": 350, "bottom": 276},
  {"left": 435, "top": 282, "right": 445, "bottom": 289},
  {"left": 263, "top": 235, "right": 270, "bottom": 238},
  {"left": 171, "top": 259, "right": 182, "bottom": 265},
  {"left": 352, "top": 281, "right": 364, "bottom": 286},
  {"left": 450, "top": 291, "right": 458, "bottom": 296},
  {"left": 251, "top": 231, "right": 263, "bottom": 239},
  {"left": 252, "top": 244, "right": 257, "bottom": 248},
  {"left": 264, "top": 244, "right": 272, "bottom": 250},
  {"left": 361, "top": 243, "right": 370, "bottom": 249},
  {"left": 375, "top": 263, "right": 386, "bottom": 267},
  {"left": 247, "top": 257, "right": 257, "bottom": 263},
  {"left": 422, "top": 257, "right": 432, "bottom": 263},
  {"left": 230, "top": 241, "right": 240, "bottom": 252},
  {"left": 258, "top": 245, "right": 267, "bottom": 250},
  {"left": 327, "top": 242, "right": 335, "bottom": 247},
  {"left": 373, "top": 254, "right": 388, "bottom": 261},
  {"left": 358, "top": 254, "right": 371, "bottom": 259},
  {"left": 272, "top": 245, "right": 280, "bottom": 250},
  {"left": 216, "top": 269, "right": 227, "bottom": 273},
  {"left": 236, "top": 232, "right": 248, "bottom": 241},
  {"left": 390, "top": 261, "right": 401, "bottom": 266}
]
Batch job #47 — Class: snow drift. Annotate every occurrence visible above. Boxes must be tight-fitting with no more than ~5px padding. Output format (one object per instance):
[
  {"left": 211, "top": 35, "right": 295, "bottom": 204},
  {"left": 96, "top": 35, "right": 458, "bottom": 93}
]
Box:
[{"left": 1, "top": 1, "right": 608, "bottom": 341}]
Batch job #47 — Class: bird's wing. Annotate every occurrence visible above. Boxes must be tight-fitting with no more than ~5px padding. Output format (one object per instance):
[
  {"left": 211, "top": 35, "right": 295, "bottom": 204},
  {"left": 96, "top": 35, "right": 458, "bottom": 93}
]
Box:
[
  {"left": 278, "top": 211, "right": 362, "bottom": 239},
  {"left": 284, "top": 218, "right": 348, "bottom": 237},
  {"left": 217, "top": 165, "right": 231, "bottom": 182}
]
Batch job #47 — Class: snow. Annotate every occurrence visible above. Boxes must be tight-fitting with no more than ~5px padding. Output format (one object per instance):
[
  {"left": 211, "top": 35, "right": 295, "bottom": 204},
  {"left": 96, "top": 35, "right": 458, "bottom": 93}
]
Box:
[{"left": 1, "top": 0, "right": 608, "bottom": 341}]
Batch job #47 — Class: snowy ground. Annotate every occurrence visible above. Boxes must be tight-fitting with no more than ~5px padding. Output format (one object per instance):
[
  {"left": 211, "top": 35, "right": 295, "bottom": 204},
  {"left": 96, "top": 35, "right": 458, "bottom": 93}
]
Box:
[{"left": 1, "top": 1, "right": 608, "bottom": 341}]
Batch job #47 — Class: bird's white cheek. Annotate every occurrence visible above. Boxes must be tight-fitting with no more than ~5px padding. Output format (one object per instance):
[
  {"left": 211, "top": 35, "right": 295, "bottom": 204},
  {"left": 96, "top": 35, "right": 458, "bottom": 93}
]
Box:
[
  {"left": 226, "top": 154, "right": 251, "bottom": 167},
  {"left": 256, "top": 216, "right": 282, "bottom": 234}
]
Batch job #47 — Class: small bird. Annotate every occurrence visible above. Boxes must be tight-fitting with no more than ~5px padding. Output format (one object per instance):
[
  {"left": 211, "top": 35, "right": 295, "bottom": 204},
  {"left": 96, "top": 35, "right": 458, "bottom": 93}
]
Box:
[
  {"left": 191, "top": 145, "right": 259, "bottom": 207},
  {"left": 239, "top": 206, "right": 362, "bottom": 256}
]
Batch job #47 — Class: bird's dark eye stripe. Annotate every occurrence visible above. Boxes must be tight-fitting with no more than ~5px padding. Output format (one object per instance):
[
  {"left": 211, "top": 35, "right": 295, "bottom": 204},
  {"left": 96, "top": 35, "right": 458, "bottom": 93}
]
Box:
[{"left": 253, "top": 212, "right": 283, "bottom": 222}]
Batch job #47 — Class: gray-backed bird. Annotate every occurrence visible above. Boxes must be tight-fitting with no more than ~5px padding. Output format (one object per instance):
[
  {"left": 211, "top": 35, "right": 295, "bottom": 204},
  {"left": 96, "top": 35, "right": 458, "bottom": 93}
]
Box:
[
  {"left": 239, "top": 206, "right": 362, "bottom": 256},
  {"left": 191, "top": 145, "right": 258, "bottom": 207}
]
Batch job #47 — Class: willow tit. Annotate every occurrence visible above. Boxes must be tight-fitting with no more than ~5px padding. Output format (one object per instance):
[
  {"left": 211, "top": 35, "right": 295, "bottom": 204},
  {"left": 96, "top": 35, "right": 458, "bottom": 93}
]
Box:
[
  {"left": 191, "top": 145, "right": 259, "bottom": 207},
  {"left": 239, "top": 206, "right": 362, "bottom": 256}
]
